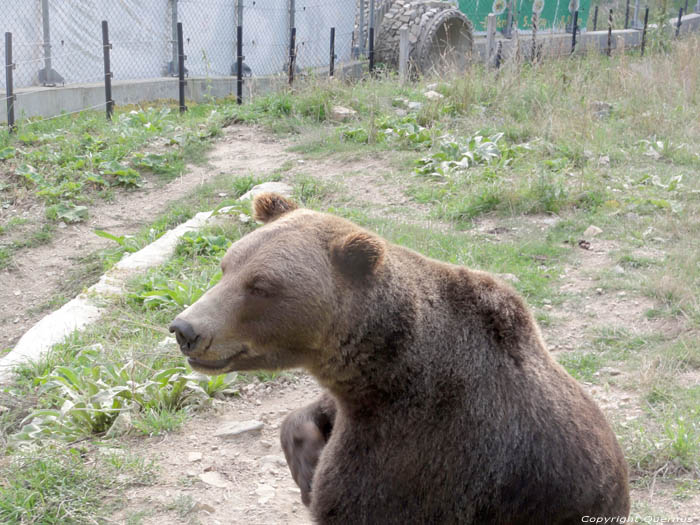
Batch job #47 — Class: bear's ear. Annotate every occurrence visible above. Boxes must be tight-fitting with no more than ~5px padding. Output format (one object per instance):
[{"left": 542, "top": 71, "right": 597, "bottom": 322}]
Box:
[
  {"left": 330, "top": 231, "right": 385, "bottom": 280},
  {"left": 253, "top": 193, "right": 298, "bottom": 223}
]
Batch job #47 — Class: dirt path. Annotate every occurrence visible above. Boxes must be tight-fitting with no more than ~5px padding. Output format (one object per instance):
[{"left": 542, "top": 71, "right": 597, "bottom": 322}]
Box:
[
  {"left": 1, "top": 126, "right": 292, "bottom": 348},
  {"left": 112, "top": 372, "right": 320, "bottom": 525}
]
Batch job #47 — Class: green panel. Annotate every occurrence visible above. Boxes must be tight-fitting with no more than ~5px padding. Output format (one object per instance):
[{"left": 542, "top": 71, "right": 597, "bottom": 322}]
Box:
[
  {"left": 458, "top": 0, "right": 509, "bottom": 32},
  {"left": 458, "top": 0, "right": 591, "bottom": 33}
]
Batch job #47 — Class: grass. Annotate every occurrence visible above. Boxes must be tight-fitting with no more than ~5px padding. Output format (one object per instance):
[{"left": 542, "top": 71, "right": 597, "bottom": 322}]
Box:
[{"left": 1, "top": 33, "right": 699, "bottom": 520}]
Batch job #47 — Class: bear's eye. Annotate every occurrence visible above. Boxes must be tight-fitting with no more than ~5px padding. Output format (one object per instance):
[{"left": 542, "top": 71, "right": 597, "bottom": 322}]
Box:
[{"left": 247, "top": 278, "right": 278, "bottom": 298}]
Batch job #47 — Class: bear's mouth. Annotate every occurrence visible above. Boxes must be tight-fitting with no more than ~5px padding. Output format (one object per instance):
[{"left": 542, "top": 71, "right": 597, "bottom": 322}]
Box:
[{"left": 187, "top": 345, "right": 250, "bottom": 372}]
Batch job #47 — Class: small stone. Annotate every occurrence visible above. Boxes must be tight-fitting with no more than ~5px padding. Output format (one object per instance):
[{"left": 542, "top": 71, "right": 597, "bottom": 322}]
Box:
[
  {"left": 193, "top": 501, "right": 216, "bottom": 514},
  {"left": 423, "top": 90, "right": 444, "bottom": 100},
  {"left": 613, "top": 265, "right": 625, "bottom": 275},
  {"left": 199, "top": 471, "right": 231, "bottom": 489},
  {"left": 239, "top": 182, "right": 293, "bottom": 201},
  {"left": 407, "top": 101, "right": 423, "bottom": 111},
  {"left": 188, "top": 452, "right": 203, "bottom": 463},
  {"left": 496, "top": 273, "right": 520, "bottom": 284},
  {"left": 426, "top": 82, "right": 438, "bottom": 90},
  {"left": 596, "top": 288, "right": 603, "bottom": 295},
  {"left": 583, "top": 225, "right": 603, "bottom": 238},
  {"left": 330, "top": 106, "right": 357, "bottom": 122},
  {"left": 214, "top": 419, "right": 264, "bottom": 439},
  {"left": 260, "top": 440, "right": 273, "bottom": 448},
  {"left": 591, "top": 101, "right": 612, "bottom": 119},
  {"left": 395, "top": 109, "right": 407, "bottom": 117},
  {"left": 260, "top": 455, "right": 288, "bottom": 468},
  {"left": 218, "top": 192, "right": 228, "bottom": 197},
  {"left": 105, "top": 412, "right": 132, "bottom": 438},
  {"left": 599, "top": 367, "right": 622, "bottom": 376},
  {"left": 58, "top": 221, "right": 67, "bottom": 229},
  {"left": 598, "top": 155, "right": 610, "bottom": 167},
  {"left": 255, "top": 483, "right": 276, "bottom": 505},
  {"left": 239, "top": 213, "right": 251, "bottom": 224}
]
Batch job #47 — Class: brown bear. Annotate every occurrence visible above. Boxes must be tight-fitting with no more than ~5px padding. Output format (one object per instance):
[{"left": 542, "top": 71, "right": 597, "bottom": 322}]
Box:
[{"left": 169, "top": 193, "right": 630, "bottom": 524}]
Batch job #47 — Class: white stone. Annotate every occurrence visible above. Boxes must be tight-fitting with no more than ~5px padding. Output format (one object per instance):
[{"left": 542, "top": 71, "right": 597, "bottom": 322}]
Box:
[
  {"left": 214, "top": 419, "right": 264, "bottom": 439},
  {"left": 583, "top": 225, "right": 603, "bottom": 238},
  {"left": 423, "top": 90, "right": 444, "bottom": 100},
  {"left": 199, "top": 471, "right": 231, "bottom": 489},
  {"left": 255, "top": 483, "right": 276, "bottom": 505},
  {"left": 239, "top": 182, "right": 294, "bottom": 201},
  {"left": 188, "top": 452, "right": 203, "bottom": 462},
  {"left": 329, "top": 105, "right": 357, "bottom": 122},
  {"left": 105, "top": 412, "right": 132, "bottom": 438}
]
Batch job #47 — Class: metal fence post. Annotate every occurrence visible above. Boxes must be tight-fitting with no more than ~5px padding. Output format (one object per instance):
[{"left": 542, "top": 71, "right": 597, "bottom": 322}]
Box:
[
  {"left": 288, "top": 27, "right": 296, "bottom": 85},
  {"left": 101, "top": 21, "right": 113, "bottom": 121},
  {"left": 676, "top": 7, "right": 683, "bottom": 37},
  {"left": 5, "top": 32, "right": 15, "bottom": 132},
  {"left": 625, "top": 0, "right": 630, "bottom": 28},
  {"left": 358, "top": 0, "right": 365, "bottom": 57},
  {"left": 168, "top": 0, "right": 178, "bottom": 76},
  {"left": 38, "top": 0, "right": 63, "bottom": 85},
  {"left": 368, "top": 0, "right": 375, "bottom": 73},
  {"left": 593, "top": 5, "right": 598, "bottom": 31},
  {"left": 607, "top": 9, "right": 613, "bottom": 56},
  {"left": 236, "top": 0, "right": 243, "bottom": 104},
  {"left": 571, "top": 10, "right": 578, "bottom": 53},
  {"left": 531, "top": 12, "right": 538, "bottom": 62},
  {"left": 330, "top": 27, "right": 336, "bottom": 77},
  {"left": 177, "top": 22, "right": 186, "bottom": 112},
  {"left": 289, "top": 0, "right": 295, "bottom": 54},
  {"left": 641, "top": 7, "right": 649, "bottom": 56}
]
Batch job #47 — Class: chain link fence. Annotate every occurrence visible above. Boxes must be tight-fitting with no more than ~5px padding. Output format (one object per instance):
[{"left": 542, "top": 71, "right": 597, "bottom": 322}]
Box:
[{"left": 0, "top": 0, "right": 363, "bottom": 91}]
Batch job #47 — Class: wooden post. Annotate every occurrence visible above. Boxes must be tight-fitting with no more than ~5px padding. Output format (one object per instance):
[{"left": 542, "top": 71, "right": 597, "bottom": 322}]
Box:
[
  {"left": 398, "top": 26, "right": 409, "bottom": 82},
  {"left": 486, "top": 14, "right": 497, "bottom": 66}
]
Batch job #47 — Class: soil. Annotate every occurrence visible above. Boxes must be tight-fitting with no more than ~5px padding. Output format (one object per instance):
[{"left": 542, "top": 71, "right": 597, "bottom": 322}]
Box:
[
  {"left": 1, "top": 126, "right": 291, "bottom": 348},
  {"left": 4, "top": 125, "right": 699, "bottom": 522}
]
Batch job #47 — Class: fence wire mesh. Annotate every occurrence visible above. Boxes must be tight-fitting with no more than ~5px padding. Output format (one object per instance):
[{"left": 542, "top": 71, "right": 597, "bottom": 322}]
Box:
[{"left": 0, "top": 0, "right": 364, "bottom": 92}]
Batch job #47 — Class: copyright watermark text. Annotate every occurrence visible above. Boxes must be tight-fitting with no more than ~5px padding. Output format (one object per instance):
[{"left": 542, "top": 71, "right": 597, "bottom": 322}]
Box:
[{"left": 582, "top": 517, "right": 694, "bottom": 524}]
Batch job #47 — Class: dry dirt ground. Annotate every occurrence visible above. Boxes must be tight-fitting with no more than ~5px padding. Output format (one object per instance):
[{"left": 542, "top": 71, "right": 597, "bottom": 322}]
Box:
[{"left": 4, "top": 126, "right": 698, "bottom": 522}]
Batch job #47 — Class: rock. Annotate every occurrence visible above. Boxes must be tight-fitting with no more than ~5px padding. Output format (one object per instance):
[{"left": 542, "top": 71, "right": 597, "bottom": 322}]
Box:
[
  {"left": 214, "top": 419, "right": 264, "bottom": 439},
  {"left": 407, "top": 101, "right": 423, "bottom": 111},
  {"left": 392, "top": 97, "right": 409, "bottom": 108},
  {"left": 188, "top": 452, "right": 203, "bottom": 463},
  {"left": 193, "top": 501, "right": 216, "bottom": 514},
  {"left": 330, "top": 106, "right": 357, "bottom": 122},
  {"left": 583, "top": 225, "right": 603, "bottom": 238},
  {"left": 599, "top": 367, "right": 622, "bottom": 376},
  {"left": 591, "top": 101, "right": 612, "bottom": 119},
  {"left": 239, "top": 182, "right": 293, "bottom": 201},
  {"left": 598, "top": 155, "right": 610, "bottom": 167},
  {"left": 496, "top": 273, "right": 520, "bottom": 285},
  {"left": 105, "top": 412, "right": 132, "bottom": 438},
  {"left": 395, "top": 108, "right": 407, "bottom": 117},
  {"left": 426, "top": 82, "right": 439, "bottom": 90},
  {"left": 255, "top": 483, "right": 276, "bottom": 505},
  {"left": 260, "top": 455, "right": 288, "bottom": 468},
  {"left": 423, "top": 90, "right": 444, "bottom": 100},
  {"left": 613, "top": 265, "right": 625, "bottom": 275},
  {"left": 199, "top": 471, "right": 231, "bottom": 489}
]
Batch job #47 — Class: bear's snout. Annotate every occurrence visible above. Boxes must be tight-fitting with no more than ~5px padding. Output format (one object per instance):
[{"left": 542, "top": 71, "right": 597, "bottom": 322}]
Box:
[{"left": 169, "top": 318, "right": 201, "bottom": 356}]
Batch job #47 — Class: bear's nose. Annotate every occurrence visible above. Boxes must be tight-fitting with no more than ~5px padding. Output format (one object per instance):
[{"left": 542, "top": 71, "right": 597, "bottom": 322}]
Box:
[{"left": 169, "top": 318, "right": 200, "bottom": 356}]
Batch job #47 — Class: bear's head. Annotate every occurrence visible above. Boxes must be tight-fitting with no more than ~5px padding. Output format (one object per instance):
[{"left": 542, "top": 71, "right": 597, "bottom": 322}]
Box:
[{"left": 169, "top": 193, "right": 385, "bottom": 375}]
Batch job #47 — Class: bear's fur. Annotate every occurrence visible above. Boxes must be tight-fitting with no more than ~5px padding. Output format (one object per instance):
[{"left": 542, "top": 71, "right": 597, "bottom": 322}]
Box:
[{"left": 170, "top": 193, "right": 630, "bottom": 524}]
